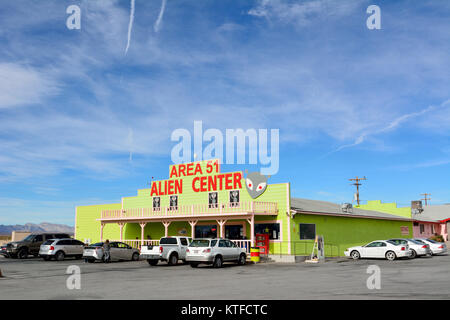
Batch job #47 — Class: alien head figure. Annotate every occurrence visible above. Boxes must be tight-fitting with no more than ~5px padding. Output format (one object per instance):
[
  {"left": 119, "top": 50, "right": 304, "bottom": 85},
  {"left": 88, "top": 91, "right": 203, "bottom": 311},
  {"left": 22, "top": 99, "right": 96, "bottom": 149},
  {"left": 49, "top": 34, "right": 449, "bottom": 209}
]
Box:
[{"left": 245, "top": 171, "right": 270, "bottom": 199}]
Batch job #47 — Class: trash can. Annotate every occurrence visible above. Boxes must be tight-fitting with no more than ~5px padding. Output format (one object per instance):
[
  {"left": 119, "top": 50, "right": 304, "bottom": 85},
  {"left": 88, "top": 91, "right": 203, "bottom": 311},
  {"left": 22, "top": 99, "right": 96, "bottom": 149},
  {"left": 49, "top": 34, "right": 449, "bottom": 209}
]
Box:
[{"left": 250, "top": 247, "right": 260, "bottom": 263}]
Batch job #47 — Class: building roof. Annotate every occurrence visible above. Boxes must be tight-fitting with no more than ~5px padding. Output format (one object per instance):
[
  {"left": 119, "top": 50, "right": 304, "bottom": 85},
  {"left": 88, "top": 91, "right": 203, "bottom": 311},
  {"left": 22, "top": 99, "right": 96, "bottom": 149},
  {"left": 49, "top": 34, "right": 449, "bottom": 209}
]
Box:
[
  {"left": 412, "top": 205, "right": 450, "bottom": 223},
  {"left": 290, "top": 198, "right": 412, "bottom": 221}
]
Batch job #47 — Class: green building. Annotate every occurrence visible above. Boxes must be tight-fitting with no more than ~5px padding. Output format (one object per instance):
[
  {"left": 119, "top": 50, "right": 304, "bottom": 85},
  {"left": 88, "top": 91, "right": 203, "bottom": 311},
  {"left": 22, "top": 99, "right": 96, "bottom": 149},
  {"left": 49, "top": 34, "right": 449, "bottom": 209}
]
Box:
[{"left": 75, "top": 160, "right": 413, "bottom": 257}]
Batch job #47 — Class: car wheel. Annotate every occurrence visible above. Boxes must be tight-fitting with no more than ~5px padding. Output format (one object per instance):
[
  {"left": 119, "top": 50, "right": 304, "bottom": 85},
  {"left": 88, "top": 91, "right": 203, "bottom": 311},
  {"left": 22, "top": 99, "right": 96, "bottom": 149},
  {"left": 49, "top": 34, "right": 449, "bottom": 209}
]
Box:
[
  {"left": 190, "top": 263, "right": 199, "bottom": 268},
  {"left": 55, "top": 251, "right": 65, "bottom": 261},
  {"left": 131, "top": 253, "right": 139, "bottom": 261},
  {"left": 17, "top": 248, "right": 28, "bottom": 259},
  {"left": 147, "top": 259, "right": 158, "bottom": 266},
  {"left": 350, "top": 250, "right": 360, "bottom": 260},
  {"left": 410, "top": 250, "right": 417, "bottom": 259},
  {"left": 386, "top": 251, "right": 396, "bottom": 261},
  {"left": 213, "top": 255, "right": 223, "bottom": 268},
  {"left": 237, "top": 253, "right": 246, "bottom": 265},
  {"left": 168, "top": 253, "right": 178, "bottom": 266}
]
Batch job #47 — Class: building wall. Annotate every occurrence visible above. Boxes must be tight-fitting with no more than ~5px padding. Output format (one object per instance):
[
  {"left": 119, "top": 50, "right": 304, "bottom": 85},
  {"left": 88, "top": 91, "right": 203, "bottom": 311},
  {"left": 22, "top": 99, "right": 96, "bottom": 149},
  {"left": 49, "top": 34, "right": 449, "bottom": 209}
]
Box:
[
  {"left": 75, "top": 203, "right": 122, "bottom": 243},
  {"left": 291, "top": 214, "right": 414, "bottom": 257},
  {"left": 413, "top": 222, "right": 441, "bottom": 239},
  {"left": 356, "top": 200, "right": 411, "bottom": 219},
  {"left": 75, "top": 160, "right": 290, "bottom": 253}
]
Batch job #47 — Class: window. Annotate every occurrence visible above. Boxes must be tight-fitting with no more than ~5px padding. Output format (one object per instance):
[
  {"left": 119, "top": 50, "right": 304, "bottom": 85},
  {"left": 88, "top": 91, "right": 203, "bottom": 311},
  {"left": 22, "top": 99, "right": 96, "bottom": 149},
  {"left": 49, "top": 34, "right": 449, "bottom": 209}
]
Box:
[
  {"left": 195, "top": 225, "right": 217, "bottom": 238},
  {"left": 189, "top": 240, "right": 210, "bottom": 247},
  {"left": 160, "top": 237, "right": 178, "bottom": 245},
  {"left": 420, "top": 224, "right": 425, "bottom": 234},
  {"left": 180, "top": 238, "right": 188, "bottom": 246},
  {"left": 54, "top": 234, "right": 69, "bottom": 239},
  {"left": 209, "top": 192, "right": 218, "bottom": 208},
  {"left": 33, "top": 235, "right": 43, "bottom": 242},
  {"left": 153, "top": 197, "right": 161, "bottom": 211},
  {"left": 219, "top": 240, "right": 227, "bottom": 247},
  {"left": 255, "top": 223, "right": 280, "bottom": 240},
  {"left": 299, "top": 223, "right": 316, "bottom": 240},
  {"left": 367, "top": 242, "right": 386, "bottom": 247},
  {"left": 229, "top": 190, "right": 240, "bottom": 207},
  {"left": 169, "top": 195, "right": 178, "bottom": 210}
]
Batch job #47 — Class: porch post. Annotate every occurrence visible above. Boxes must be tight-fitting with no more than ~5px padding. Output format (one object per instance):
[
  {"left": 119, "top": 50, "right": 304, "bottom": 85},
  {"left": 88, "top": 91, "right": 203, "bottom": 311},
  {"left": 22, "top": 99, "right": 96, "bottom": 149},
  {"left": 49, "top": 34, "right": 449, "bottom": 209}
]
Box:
[
  {"left": 100, "top": 223, "right": 105, "bottom": 242},
  {"left": 217, "top": 220, "right": 227, "bottom": 238},
  {"left": 118, "top": 223, "right": 125, "bottom": 241},
  {"left": 139, "top": 222, "right": 147, "bottom": 246},
  {"left": 188, "top": 220, "right": 198, "bottom": 238},
  {"left": 247, "top": 215, "right": 255, "bottom": 247},
  {"left": 162, "top": 221, "right": 171, "bottom": 237}
]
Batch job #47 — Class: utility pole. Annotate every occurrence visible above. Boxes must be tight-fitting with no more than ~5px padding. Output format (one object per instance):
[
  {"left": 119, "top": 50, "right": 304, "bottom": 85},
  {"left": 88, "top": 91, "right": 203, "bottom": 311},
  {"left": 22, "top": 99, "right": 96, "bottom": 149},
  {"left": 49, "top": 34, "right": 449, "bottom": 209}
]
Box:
[
  {"left": 421, "top": 193, "right": 431, "bottom": 206},
  {"left": 349, "top": 176, "right": 367, "bottom": 206}
]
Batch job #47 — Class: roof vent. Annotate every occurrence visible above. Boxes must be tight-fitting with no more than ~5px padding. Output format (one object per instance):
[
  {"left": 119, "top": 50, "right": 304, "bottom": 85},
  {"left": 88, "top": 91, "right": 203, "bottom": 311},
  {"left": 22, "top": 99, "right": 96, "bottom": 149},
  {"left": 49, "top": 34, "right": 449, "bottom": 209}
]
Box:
[{"left": 341, "top": 203, "right": 353, "bottom": 213}]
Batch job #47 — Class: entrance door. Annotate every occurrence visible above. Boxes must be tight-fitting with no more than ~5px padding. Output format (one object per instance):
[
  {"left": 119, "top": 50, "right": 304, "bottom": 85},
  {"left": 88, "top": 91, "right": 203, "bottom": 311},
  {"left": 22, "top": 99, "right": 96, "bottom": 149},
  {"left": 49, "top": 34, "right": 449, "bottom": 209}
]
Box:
[{"left": 225, "top": 225, "right": 243, "bottom": 239}]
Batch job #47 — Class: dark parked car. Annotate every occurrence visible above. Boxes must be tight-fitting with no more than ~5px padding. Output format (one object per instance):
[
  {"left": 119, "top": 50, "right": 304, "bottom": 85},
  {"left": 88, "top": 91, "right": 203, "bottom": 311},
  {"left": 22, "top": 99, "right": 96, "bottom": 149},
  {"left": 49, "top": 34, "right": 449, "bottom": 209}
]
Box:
[
  {"left": 1, "top": 244, "right": 9, "bottom": 258},
  {"left": 6, "top": 233, "right": 71, "bottom": 259}
]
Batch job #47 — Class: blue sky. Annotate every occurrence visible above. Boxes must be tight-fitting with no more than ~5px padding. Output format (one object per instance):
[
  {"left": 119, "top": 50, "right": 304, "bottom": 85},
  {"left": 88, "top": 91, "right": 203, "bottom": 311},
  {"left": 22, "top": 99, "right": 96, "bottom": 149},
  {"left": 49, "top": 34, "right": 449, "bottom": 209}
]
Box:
[{"left": 1, "top": 0, "right": 450, "bottom": 226}]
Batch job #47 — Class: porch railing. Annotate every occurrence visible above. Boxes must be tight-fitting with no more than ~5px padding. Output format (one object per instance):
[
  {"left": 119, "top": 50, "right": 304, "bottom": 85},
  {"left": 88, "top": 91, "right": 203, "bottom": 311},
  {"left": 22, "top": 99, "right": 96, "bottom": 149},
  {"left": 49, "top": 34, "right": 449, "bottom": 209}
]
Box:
[
  {"left": 101, "top": 201, "right": 277, "bottom": 220},
  {"left": 115, "top": 239, "right": 252, "bottom": 254}
]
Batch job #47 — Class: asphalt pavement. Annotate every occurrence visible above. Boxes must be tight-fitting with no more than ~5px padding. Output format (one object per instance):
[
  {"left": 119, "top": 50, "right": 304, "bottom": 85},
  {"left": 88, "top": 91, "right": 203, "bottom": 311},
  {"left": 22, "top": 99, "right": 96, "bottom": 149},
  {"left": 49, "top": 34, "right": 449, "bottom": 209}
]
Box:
[{"left": 1, "top": 253, "right": 449, "bottom": 299}]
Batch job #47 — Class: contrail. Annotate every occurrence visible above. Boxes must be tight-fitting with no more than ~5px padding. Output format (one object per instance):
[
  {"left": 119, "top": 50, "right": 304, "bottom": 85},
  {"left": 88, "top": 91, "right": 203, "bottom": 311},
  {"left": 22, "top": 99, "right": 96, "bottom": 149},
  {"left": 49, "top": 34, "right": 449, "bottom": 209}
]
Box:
[
  {"left": 154, "top": 0, "right": 167, "bottom": 33},
  {"left": 125, "top": 0, "right": 135, "bottom": 55}
]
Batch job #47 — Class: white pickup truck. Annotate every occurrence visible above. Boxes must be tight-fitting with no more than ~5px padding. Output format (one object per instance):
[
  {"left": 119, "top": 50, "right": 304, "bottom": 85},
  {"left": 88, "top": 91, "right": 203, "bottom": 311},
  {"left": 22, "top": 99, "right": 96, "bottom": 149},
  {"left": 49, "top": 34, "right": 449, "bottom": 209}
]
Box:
[{"left": 140, "top": 236, "right": 192, "bottom": 266}]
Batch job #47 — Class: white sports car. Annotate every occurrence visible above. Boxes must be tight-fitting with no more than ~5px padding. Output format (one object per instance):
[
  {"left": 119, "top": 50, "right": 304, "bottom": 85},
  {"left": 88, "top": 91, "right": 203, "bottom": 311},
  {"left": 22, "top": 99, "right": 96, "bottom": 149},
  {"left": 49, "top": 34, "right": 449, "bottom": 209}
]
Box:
[{"left": 344, "top": 240, "right": 411, "bottom": 261}]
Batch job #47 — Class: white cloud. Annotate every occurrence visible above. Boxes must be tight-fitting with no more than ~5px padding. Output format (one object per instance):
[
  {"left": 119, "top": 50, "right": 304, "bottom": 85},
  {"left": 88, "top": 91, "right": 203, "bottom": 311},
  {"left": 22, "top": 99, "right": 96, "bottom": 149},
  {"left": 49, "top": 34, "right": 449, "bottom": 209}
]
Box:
[{"left": 0, "top": 63, "right": 59, "bottom": 108}]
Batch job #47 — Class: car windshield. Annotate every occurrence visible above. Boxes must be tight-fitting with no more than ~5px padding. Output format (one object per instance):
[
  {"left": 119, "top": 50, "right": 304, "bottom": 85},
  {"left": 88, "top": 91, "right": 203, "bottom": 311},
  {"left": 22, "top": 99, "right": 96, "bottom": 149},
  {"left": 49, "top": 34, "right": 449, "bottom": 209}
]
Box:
[
  {"left": 386, "top": 240, "right": 398, "bottom": 246},
  {"left": 43, "top": 240, "right": 55, "bottom": 245},
  {"left": 23, "top": 235, "right": 35, "bottom": 241},
  {"left": 426, "top": 239, "right": 438, "bottom": 244},
  {"left": 189, "top": 240, "right": 211, "bottom": 247},
  {"left": 414, "top": 239, "right": 425, "bottom": 244},
  {"left": 409, "top": 239, "right": 424, "bottom": 245}
]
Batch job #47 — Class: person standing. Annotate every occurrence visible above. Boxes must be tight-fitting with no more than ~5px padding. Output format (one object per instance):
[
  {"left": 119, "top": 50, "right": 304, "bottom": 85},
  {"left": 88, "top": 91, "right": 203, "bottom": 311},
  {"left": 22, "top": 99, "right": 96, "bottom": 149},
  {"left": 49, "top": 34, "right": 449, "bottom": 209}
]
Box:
[{"left": 103, "top": 239, "right": 111, "bottom": 263}]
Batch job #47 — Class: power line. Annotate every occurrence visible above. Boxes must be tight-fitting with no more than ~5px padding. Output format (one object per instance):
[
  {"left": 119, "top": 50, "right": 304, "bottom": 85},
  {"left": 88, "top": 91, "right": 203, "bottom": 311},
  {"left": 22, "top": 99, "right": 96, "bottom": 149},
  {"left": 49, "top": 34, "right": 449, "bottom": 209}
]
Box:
[
  {"left": 421, "top": 193, "right": 431, "bottom": 206},
  {"left": 349, "top": 176, "right": 367, "bottom": 206}
]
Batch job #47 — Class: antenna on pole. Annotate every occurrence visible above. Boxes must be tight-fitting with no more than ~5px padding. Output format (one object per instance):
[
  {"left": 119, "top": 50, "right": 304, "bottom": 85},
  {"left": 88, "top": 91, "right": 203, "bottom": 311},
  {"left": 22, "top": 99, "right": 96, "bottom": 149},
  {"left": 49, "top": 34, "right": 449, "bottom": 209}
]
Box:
[
  {"left": 349, "top": 176, "right": 367, "bottom": 206},
  {"left": 147, "top": 177, "right": 154, "bottom": 188},
  {"left": 421, "top": 193, "right": 431, "bottom": 206}
]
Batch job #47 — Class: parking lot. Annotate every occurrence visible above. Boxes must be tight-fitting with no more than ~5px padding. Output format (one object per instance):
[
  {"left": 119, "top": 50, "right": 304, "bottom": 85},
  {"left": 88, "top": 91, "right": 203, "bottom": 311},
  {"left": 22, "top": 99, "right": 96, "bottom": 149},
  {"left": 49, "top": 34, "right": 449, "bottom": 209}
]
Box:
[{"left": 1, "top": 254, "right": 449, "bottom": 300}]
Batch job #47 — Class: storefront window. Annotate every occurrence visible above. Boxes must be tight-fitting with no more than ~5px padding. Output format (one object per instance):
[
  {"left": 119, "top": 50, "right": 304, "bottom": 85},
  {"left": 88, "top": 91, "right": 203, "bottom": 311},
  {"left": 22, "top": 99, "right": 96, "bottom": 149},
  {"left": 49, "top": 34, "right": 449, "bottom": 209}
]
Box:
[
  {"left": 420, "top": 224, "right": 425, "bottom": 234},
  {"left": 254, "top": 223, "right": 280, "bottom": 240},
  {"left": 300, "top": 223, "right": 316, "bottom": 240},
  {"left": 195, "top": 225, "right": 217, "bottom": 238}
]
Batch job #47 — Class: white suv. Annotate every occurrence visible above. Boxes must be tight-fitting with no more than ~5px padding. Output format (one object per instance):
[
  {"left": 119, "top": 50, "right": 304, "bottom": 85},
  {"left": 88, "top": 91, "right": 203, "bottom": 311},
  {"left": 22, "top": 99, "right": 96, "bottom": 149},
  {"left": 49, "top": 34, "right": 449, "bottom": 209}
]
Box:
[{"left": 186, "top": 238, "right": 246, "bottom": 268}]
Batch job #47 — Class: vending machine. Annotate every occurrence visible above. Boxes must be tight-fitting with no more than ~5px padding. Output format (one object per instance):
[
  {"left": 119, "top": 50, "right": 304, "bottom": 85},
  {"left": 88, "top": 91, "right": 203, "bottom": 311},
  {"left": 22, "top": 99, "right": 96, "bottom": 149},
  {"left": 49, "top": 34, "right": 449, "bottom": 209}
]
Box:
[{"left": 255, "top": 233, "right": 269, "bottom": 255}]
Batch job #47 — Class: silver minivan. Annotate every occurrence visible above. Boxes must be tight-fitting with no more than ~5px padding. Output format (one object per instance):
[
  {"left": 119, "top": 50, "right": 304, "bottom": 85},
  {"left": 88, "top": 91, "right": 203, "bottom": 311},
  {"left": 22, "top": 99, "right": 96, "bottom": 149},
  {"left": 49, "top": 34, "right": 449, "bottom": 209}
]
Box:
[{"left": 39, "top": 238, "right": 85, "bottom": 261}]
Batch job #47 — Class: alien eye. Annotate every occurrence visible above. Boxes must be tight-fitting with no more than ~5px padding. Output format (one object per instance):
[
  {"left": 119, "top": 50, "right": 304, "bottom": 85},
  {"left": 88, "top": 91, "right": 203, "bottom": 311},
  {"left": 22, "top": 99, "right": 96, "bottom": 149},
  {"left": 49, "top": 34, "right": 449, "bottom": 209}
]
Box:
[
  {"left": 256, "top": 182, "right": 266, "bottom": 191},
  {"left": 246, "top": 178, "right": 253, "bottom": 189}
]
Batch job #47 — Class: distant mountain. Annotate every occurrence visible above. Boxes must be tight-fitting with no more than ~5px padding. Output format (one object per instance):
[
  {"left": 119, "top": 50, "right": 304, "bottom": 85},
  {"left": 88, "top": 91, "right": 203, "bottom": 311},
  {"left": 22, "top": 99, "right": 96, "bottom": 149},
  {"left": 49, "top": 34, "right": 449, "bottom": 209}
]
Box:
[{"left": 0, "top": 222, "right": 74, "bottom": 235}]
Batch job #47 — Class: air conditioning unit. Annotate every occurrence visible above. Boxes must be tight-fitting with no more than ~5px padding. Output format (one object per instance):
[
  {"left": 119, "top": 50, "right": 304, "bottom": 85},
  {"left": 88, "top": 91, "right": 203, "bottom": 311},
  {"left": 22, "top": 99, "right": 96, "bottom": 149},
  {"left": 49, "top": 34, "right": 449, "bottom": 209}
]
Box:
[{"left": 341, "top": 203, "right": 353, "bottom": 213}]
